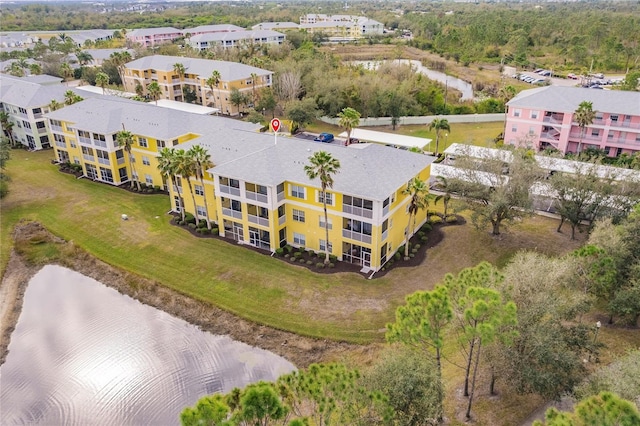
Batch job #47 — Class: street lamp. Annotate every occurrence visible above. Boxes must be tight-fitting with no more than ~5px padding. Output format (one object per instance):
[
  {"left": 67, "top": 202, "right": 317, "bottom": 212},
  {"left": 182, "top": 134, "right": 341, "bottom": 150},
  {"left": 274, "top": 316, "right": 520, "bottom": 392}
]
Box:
[{"left": 589, "top": 321, "right": 602, "bottom": 362}]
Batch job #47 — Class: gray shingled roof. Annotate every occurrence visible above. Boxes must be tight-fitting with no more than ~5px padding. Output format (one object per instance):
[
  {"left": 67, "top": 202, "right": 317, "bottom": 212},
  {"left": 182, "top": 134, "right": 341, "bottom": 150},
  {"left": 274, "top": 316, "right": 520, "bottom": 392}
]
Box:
[
  {"left": 507, "top": 86, "right": 640, "bottom": 116},
  {"left": 124, "top": 55, "right": 273, "bottom": 81},
  {"left": 190, "top": 30, "right": 284, "bottom": 43},
  {"left": 206, "top": 138, "right": 435, "bottom": 201},
  {"left": 127, "top": 27, "right": 181, "bottom": 37},
  {"left": 251, "top": 22, "right": 300, "bottom": 30},
  {"left": 0, "top": 75, "right": 70, "bottom": 108},
  {"left": 45, "top": 97, "right": 261, "bottom": 139},
  {"left": 185, "top": 24, "right": 245, "bottom": 33}
]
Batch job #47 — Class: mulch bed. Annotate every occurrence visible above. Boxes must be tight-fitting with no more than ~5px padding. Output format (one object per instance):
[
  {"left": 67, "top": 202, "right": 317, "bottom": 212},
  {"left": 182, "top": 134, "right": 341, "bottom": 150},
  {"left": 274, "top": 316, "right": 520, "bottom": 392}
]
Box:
[{"left": 170, "top": 214, "right": 465, "bottom": 279}]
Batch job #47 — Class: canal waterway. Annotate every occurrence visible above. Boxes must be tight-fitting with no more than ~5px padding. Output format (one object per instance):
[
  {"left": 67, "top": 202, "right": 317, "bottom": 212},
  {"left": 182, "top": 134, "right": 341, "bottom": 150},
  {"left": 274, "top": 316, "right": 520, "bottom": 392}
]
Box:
[
  {"left": 0, "top": 265, "right": 295, "bottom": 425},
  {"left": 350, "top": 59, "right": 475, "bottom": 101}
]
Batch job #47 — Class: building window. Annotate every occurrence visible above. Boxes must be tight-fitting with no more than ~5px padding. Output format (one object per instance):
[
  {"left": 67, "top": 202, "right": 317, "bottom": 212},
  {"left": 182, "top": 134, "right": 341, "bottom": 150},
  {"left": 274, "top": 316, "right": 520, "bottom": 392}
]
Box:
[
  {"left": 157, "top": 140, "right": 166, "bottom": 149},
  {"left": 530, "top": 110, "right": 539, "bottom": 119},
  {"left": 145, "top": 174, "right": 153, "bottom": 184},
  {"left": 293, "top": 232, "right": 306, "bottom": 246},
  {"left": 319, "top": 216, "right": 332, "bottom": 230},
  {"left": 23, "top": 121, "right": 31, "bottom": 129},
  {"left": 291, "top": 185, "right": 305, "bottom": 199},
  {"left": 318, "top": 191, "right": 333, "bottom": 205},
  {"left": 99, "top": 167, "right": 114, "bottom": 183},
  {"left": 278, "top": 205, "right": 285, "bottom": 218},
  {"left": 138, "top": 137, "right": 148, "bottom": 147},
  {"left": 142, "top": 156, "right": 150, "bottom": 166},
  {"left": 118, "top": 167, "right": 128, "bottom": 182},
  {"left": 608, "top": 131, "right": 614, "bottom": 139},
  {"left": 591, "top": 129, "right": 600, "bottom": 137},
  {"left": 196, "top": 205, "right": 207, "bottom": 217},
  {"left": 511, "top": 125, "right": 518, "bottom": 132},
  {"left": 36, "top": 121, "right": 46, "bottom": 129},
  {"left": 292, "top": 209, "right": 305, "bottom": 222},
  {"left": 513, "top": 109, "right": 521, "bottom": 117},
  {"left": 343, "top": 218, "right": 372, "bottom": 236},
  {"left": 195, "top": 185, "right": 204, "bottom": 196},
  {"left": 220, "top": 176, "right": 240, "bottom": 188},
  {"left": 529, "top": 126, "right": 535, "bottom": 135},
  {"left": 93, "top": 133, "right": 107, "bottom": 147},
  {"left": 610, "top": 115, "right": 618, "bottom": 123},
  {"left": 319, "top": 240, "right": 333, "bottom": 253}
]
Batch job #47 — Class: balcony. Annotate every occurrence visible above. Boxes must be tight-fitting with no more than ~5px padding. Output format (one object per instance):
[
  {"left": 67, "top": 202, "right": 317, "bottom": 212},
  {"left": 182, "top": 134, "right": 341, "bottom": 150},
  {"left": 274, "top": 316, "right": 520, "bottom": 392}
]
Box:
[
  {"left": 277, "top": 191, "right": 285, "bottom": 202},
  {"left": 382, "top": 204, "right": 389, "bottom": 216},
  {"left": 219, "top": 185, "right": 241, "bottom": 197},
  {"left": 543, "top": 114, "right": 564, "bottom": 124},
  {"left": 278, "top": 215, "right": 286, "bottom": 226},
  {"left": 37, "top": 127, "right": 48, "bottom": 134},
  {"left": 55, "top": 140, "right": 66, "bottom": 148},
  {"left": 381, "top": 229, "right": 388, "bottom": 241},
  {"left": 33, "top": 112, "right": 43, "bottom": 119},
  {"left": 222, "top": 208, "right": 243, "bottom": 220},
  {"left": 342, "top": 205, "right": 373, "bottom": 219},
  {"left": 342, "top": 229, "right": 372, "bottom": 244},
  {"left": 540, "top": 131, "right": 560, "bottom": 142},
  {"left": 117, "top": 157, "right": 125, "bottom": 165},
  {"left": 83, "top": 154, "right": 95, "bottom": 162},
  {"left": 79, "top": 136, "right": 92, "bottom": 145},
  {"left": 248, "top": 215, "right": 269, "bottom": 227},
  {"left": 51, "top": 125, "right": 63, "bottom": 132},
  {"left": 246, "top": 191, "right": 268, "bottom": 204},
  {"left": 98, "top": 157, "right": 110, "bottom": 165}
]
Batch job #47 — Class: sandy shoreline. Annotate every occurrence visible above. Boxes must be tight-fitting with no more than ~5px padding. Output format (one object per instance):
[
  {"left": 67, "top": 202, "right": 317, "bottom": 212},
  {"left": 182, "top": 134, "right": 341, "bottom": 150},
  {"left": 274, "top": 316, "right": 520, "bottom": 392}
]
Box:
[{"left": 0, "top": 221, "right": 364, "bottom": 369}]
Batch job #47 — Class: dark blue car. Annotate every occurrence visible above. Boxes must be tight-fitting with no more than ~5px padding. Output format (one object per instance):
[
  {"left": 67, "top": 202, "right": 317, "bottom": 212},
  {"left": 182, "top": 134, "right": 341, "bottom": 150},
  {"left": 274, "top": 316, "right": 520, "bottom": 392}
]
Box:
[{"left": 314, "top": 132, "right": 334, "bottom": 143}]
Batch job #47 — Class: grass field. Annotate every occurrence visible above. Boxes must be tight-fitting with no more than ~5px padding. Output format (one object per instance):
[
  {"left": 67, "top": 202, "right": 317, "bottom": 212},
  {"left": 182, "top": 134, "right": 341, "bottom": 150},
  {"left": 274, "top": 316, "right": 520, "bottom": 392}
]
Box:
[{"left": 1, "top": 146, "right": 585, "bottom": 346}]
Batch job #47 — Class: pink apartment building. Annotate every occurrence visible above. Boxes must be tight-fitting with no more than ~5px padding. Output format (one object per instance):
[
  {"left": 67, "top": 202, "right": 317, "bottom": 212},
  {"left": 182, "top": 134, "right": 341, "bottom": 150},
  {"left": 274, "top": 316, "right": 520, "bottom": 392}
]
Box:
[
  {"left": 126, "top": 27, "right": 183, "bottom": 47},
  {"left": 505, "top": 86, "right": 640, "bottom": 157}
]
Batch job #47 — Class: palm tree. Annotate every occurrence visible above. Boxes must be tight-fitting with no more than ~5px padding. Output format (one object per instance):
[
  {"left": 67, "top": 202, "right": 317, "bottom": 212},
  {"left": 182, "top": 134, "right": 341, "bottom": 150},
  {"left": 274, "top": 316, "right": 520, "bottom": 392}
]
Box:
[
  {"left": 64, "top": 90, "right": 83, "bottom": 105},
  {"left": 402, "top": 177, "right": 430, "bottom": 260},
  {"left": 76, "top": 50, "right": 93, "bottom": 66},
  {"left": 173, "top": 62, "right": 186, "bottom": 102},
  {"left": 337, "top": 107, "right": 361, "bottom": 145},
  {"left": 187, "top": 145, "right": 214, "bottom": 229},
  {"left": 204, "top": 75, "right": 217, "bottom": 107},
  {"left": 428, "top": 118, "right": 451, "bottom": 156},
  {"left": 433, "top": 175, "right": 453, "bottom": 219},
  {"left": 109, "top": 51, "right": 132, "bottom": 85},
  {"left": 29, "top": 63, "right": 42, "bottom": 75},
  {"left": 60, "top": 62, "right": 74, "bottom": 86},
  {"left": 49, "top": 99, "right": 63, "bottom": 112},
  {"left": 116, "top": 127, "right": 141, "bottom": 191},
  {"left": 0, "top": 112, "right": 15, "bottom": 147},
  {"left": 250, "top": 72, "right": 258, "bottom": 105},
  {"left": 147, "top": 81, "right": 161, "bottom": 105},
  {"left": 304, "top": 151, "right": 341, "bottom": 265},
  {"left": 211, "top": 70, "right": 222, "bottom": 110},
  {"left": 175, "top": 149, "right": 198, "bottom": 221},
  {"left": 575, "top": 101, "right": 596, "bottom": 154},
  {"left": 158, "top": 148, "right": 185, "bottom": 221},
  {"left": 95, "top": 72, "right": 110, "bottom": 94},
  {"left": 6, "top": 62, "right": 24, "bottom": 77}
]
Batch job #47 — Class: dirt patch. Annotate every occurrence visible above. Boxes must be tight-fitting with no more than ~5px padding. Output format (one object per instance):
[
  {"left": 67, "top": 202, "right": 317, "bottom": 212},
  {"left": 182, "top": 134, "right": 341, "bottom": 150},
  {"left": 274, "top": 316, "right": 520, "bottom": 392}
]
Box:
[{"left": 0, "top": 221, "right": 361, "bottom": 369}]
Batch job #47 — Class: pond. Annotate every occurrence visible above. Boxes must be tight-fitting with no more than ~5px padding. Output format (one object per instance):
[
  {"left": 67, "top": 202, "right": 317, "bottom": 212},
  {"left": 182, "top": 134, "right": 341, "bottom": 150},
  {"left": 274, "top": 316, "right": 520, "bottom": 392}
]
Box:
[
  {"left": 0, "top": 265, "right": 295, "bottom": 425},
  {"left": 349, "top": 59, "right": 475, "bottom": 101}
]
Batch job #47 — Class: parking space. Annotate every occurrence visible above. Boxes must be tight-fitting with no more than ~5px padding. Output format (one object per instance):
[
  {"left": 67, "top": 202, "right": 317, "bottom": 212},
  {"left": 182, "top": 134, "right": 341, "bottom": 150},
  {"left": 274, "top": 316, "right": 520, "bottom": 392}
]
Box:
[{"left": 295, "top": 132, "right": 347, "bottom": 146}]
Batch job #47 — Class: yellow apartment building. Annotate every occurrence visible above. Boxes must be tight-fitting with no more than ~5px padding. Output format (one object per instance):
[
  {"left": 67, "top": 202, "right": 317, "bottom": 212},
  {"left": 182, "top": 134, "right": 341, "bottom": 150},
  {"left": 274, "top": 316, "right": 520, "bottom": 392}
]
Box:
[
  {"left": 121, "top": 55, "right": 273, "bottom": 116},
  {"left": 47, "top": 97, "right": 434, "bottom": 273}
]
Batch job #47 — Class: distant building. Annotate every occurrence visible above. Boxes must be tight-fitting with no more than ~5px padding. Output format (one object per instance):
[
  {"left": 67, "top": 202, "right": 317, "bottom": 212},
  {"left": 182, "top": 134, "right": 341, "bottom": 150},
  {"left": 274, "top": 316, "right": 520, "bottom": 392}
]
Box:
[
  {"left": 188, "top": 30, "right": 286, "bottom": 51},
  {"left": 251, "top": 22, "right": 300, "bottom": 31},
  {"left": 505, "top": 86, "right": 640, "bottom": 156},
  {"left": 125, "top": 27, "right": 183, "bottom": 47},
  {"left": 298, "top": 14, "right": 383, "bottom": 39},
  {"left": 122, "top": 55, "right": 273, "bottom": 115},
  {"left": 183, "top": 24, "right": 246, "bottom": 36}
]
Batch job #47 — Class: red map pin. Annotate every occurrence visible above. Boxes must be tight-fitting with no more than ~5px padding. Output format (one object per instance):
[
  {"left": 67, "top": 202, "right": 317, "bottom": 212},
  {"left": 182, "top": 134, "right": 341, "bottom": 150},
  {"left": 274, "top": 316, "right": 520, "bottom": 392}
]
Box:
[{"left": 271, "top": 118, "right": 281, "bottom": 133}]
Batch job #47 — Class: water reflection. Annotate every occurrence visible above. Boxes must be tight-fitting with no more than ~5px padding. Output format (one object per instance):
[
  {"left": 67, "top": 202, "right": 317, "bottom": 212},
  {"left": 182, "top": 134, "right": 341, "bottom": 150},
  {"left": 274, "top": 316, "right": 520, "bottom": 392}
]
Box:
[{"left": 0, "top": 265, "right": 295, "bottom": 425}]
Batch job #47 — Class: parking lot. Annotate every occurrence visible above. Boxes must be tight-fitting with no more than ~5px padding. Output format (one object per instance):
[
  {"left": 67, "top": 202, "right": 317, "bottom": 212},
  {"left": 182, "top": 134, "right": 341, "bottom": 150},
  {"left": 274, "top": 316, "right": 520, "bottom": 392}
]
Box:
[{"left": 295, "top": 132, "right": 347, "bottom": 145}]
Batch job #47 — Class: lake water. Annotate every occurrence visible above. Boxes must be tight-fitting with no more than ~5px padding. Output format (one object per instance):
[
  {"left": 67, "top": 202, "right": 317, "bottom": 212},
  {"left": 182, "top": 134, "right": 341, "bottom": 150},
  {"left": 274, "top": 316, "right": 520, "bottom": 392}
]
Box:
[
  {"left": 350, "top": 59, "right": 475, "bottom": 101},
  {"left": 0, "top": 265, "right": 295, "bottom": 425}
]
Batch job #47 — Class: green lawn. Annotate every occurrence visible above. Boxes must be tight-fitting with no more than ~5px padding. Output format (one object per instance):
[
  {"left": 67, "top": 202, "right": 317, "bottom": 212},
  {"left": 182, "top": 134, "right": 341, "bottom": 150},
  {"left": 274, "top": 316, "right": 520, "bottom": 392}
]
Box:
[{"left": 1, "top": 147, "right": 580, "bottom": 345}]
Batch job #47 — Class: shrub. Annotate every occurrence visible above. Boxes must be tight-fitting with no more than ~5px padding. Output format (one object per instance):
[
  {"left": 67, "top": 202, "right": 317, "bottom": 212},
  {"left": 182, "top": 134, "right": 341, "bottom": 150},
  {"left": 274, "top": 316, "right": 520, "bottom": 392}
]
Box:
[
  {"left": 145, "top": 188, "right": 154, "bottom": 193},
  {"left": 188, "top": 223, "right": 197, "bottom": 229},
  {"left": 299, "top": 258, "right": 306, "bottom": 264},
  {"left": 285, "top": 245, "right": 294, "bottom": 253},
  {"left": 329, "top": 254, "right": 338, "bottom": 262},
  {"left": 184, "top": 212, "right": 196, "bottom": 224},
  {"left": 201, "top": 228, "right": 211, "bottom": 235},
  {"left": 306, "top": 260, "right": 314, "bottom": 265},
  {"left": 410, "top": 253, "right": 415, "bottom": 258},
  {"left": 153, "top": 185, "right": 161, "bottom": 192},
  {"left": 308, "top": 250, "right": 315, "bottom": 256},
  {"left": 421, "top": 223, "right": 432, "bottom": 232},
  {"left": 430, "top": 216, "right": 443, "bottom": 224},
  {"left": 412, "top": 248, "right": 418, "bottom": 254},
  {"left": 275, "top": 248, "right": 284, "bottom": 256},
  {"left": 298, "top": 246, "right": 305, "bottom": 252},
  {"left": 446, "top": 215, "right": 458, "bottom": 223},
  {"left": 284, "top": 253, "right": 290, "bottom": 258},
  {"left": 394, "top": 252, "right": 402, "bottom": 260},
  {"left": 211, "top": 227, "right": 218, "bottom": 234},
  {"left": 294, "top": 252, "right": 302, "bottom": 259},
  {"left": 316, "top": 263, "right": 325, "bottom": 269},
  {"left": 417, "top": 231, "right": 425, "bottom": 238},
  {"left": 420, "top": 235, "right": 428, "bottom": 242},
  {"left": 414, "top": 244, "right": 421, "bottom": 249},
  {"left": 178, "top": 220, "right": 185, "bottom": 226},
  {"left": 198, "top": 219, "right": 207, "bottom": 228},
  {"left": 328, "top": 263, "right": 335, "bottom": 268}
]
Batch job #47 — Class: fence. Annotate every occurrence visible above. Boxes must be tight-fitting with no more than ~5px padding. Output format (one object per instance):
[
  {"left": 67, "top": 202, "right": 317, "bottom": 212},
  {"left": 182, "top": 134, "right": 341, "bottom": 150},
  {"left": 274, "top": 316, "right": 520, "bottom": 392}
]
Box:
[{"left": 320, "top": 113, "right": 505, "bottom": 127}]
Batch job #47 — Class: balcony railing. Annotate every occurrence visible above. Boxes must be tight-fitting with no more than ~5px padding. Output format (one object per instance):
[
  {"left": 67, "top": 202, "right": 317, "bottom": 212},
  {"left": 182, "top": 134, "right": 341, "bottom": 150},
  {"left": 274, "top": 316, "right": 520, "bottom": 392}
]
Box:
[
  {"left": 248, "top": 215, "right": 269, "bottom": 227},
  {"left": 33, "top": 112, "right": 43, "bottom": 119},
  {"left": 540, "top": 131, "right": 560, "bottom": 141},
  {"left": 279, "top": 215, "right": 286, "bottom": 226},
  {"left": 219, "top": 185, "right": 241, "bottom": 196},
  {"left": 117, "top": 157, "right": 125, "bottom": 165},
  {"left": 246, "top": 191, "right": 268, "bottom": 204},
  {"left": 79, "top": 136, "right": 92, "bottom": 145},
  {"left": 83, "top": 154, "right": 94, "bottom": 162},
  {"left": 51, "top": 125, "right": 63, "bottom": 132},
  {"left": 381, "top": 229, "right": 388, "bottom": 241},
  {"left": 382, "top": 204, "right": 389, "bottom": 216},
  {"left": 37, "top": 127, "right": 47, "bottom": 134},
  {"left": 342, "top": 205, "right": 373, "bottom": 219},
  {"left": 342, "top": 229, "right": 372, "bottom": 244},
  {"left": 277, "top": 191, "right": 285, "bottom": 202},
  {"left": 543, "top": 114, "right": 564, "bottom": 124},
  {"left": 55, "top": 141, "right": 66, "bottom": 148},
  {"left": 222, "top": 208, "right": 243, "bottom": 220},
  {"left": 97, "top": 157, "right": 110, "bottom": 165}
]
